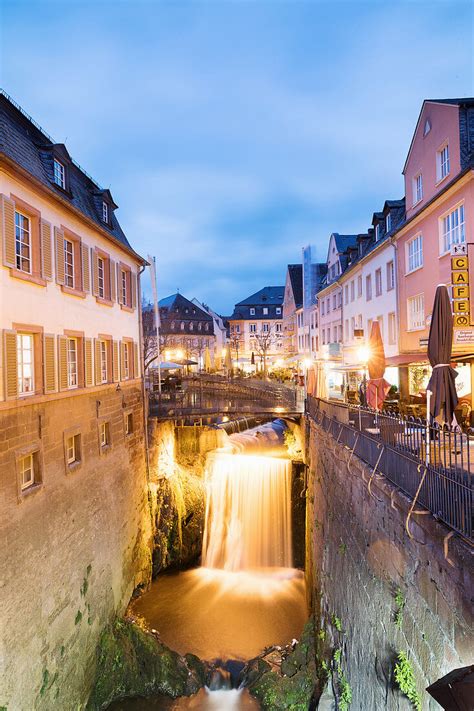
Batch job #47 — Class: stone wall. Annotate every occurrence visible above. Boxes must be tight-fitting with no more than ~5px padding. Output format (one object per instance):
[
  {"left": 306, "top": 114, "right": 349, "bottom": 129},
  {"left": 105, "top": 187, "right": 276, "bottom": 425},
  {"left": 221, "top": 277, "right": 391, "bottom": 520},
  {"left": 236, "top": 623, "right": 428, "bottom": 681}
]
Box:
[
  {"left": 305, "top": 417, "right": 473, "bottom": 710},
  {"left": 0, "top": 383, "right": 152, "bottom": 711}
]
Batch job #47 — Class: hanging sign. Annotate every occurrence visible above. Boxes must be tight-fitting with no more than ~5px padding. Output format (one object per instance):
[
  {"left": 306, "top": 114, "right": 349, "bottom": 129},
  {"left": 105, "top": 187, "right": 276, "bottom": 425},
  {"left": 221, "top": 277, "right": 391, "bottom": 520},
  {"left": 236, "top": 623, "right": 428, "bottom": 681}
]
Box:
[{"left": 451, "top": 245, "right": 471, "bottom": 328}]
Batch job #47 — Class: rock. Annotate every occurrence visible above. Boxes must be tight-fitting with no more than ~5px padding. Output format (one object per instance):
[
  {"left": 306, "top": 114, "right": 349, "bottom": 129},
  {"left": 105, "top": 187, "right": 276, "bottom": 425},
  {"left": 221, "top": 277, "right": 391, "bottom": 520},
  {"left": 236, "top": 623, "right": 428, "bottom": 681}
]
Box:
[{"left": 316, "top": 679, "right": 337, "bottom": 710}]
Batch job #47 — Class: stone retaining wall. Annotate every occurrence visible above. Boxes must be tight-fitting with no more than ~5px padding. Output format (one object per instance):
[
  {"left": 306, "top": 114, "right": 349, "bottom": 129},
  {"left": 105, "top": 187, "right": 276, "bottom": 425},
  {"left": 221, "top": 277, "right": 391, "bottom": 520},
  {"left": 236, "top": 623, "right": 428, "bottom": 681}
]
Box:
[{"left": 305, "top": 416, "right": 473, "bottom": 710}]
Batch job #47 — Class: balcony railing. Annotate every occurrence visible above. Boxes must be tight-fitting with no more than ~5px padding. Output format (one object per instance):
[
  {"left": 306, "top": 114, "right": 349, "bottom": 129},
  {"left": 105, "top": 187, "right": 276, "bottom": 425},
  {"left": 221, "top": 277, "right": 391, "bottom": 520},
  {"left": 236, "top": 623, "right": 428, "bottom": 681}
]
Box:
[{"left": 306, "top": 395, "right": 473, "bottom": 540}]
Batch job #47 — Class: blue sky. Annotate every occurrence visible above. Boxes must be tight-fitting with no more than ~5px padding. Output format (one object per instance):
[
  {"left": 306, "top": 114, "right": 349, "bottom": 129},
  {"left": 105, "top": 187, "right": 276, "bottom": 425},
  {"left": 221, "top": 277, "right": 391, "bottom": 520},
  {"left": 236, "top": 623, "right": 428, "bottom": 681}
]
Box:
[{"left": 1, "top": 0, "right": 473, "bottom": 314}]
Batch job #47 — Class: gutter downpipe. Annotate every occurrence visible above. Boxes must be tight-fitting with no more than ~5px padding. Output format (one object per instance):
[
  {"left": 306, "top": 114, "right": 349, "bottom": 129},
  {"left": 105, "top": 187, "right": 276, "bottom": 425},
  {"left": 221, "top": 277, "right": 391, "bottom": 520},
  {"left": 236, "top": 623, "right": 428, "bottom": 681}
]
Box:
[{"left": 138, "top": 264, "right": 153, "bottom": 524}]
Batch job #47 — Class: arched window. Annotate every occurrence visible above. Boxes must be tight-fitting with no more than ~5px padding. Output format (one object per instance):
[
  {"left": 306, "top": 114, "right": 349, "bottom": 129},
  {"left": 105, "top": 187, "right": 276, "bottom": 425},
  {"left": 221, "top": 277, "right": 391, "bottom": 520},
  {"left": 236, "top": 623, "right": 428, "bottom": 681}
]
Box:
[
  {"left": 180, "top": 322, "right": 185, "bottom": 331},
  {"left": 205, "top": 323, "right": 209, "bottom": 332},
  {"left": 198, "top": 322, "right": 202, "bottom": 331},
  {"left": 189, "top": 322, "right": 194, "bottom": 331},
  {"left": 171, "top": 321, "right": 175, "bottom": 330}
]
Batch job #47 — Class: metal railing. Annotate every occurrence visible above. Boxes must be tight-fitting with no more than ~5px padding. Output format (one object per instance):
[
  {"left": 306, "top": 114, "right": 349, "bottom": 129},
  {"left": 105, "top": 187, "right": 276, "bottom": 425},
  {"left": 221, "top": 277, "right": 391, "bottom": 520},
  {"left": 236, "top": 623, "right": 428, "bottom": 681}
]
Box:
[
  {"left": 306, "top": 396, "right": 473, "bottom": 540},
  {"left": 147, "top": 375, "right": 301, "bottom": 419}
]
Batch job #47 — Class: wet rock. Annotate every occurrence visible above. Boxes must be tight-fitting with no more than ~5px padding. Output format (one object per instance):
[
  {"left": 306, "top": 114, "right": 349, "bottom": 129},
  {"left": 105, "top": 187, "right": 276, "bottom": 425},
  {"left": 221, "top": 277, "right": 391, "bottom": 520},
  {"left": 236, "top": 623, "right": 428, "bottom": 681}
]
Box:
[
  {"left": 86, "top": 617, "right": 209, "bottom": 710},
  {"left": 316, "top": 679, "right": 337, "bottom": 710}
]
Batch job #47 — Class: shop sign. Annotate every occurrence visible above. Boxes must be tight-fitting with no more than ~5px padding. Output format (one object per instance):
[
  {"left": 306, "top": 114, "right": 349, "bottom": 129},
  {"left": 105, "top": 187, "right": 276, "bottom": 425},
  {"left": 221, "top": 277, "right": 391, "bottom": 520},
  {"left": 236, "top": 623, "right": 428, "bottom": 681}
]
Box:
[
  {"left": 451, "top": 245, "right": 471, "bottom": 327},
  {"left": 419, "top": 338, "right": 429, "bottom": 346},
  {"left": 454, "top": 329, "right": 474, "bottom": 345}
]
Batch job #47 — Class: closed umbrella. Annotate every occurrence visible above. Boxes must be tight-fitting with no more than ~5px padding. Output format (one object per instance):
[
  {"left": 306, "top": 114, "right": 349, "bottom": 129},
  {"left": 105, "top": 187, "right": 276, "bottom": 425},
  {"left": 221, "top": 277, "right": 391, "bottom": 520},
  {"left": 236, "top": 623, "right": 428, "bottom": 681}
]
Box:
[
  {"left": 366, "top": 321, "right": 390, "bottom": 410},
  {"left": 426, "top": 284, "right": 458, "bottom": 424},
  {"left": 315, "top": 362, "right": 328, "bottom": 400},
  {"left": 204, "top": 346, "right": 212, "bottom": 372},
  {"left": 225, "top": 347, "right": 232, "bottom": 372},
  {"left": 306, "top": 365, "right": 316, "bottom": 396},
  {"left": 251, "top": 351, "right": 255, "bottom": 365}
]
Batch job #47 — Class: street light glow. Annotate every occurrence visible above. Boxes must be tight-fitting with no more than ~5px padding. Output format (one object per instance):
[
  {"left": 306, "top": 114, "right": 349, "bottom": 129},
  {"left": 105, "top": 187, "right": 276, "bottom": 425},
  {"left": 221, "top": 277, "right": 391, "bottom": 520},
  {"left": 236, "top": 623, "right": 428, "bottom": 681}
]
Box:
[
  {"left": 176, "top": 349, "right": 184, "bottom": 359},
  {"left": 357, "top": 346, "right": 370, "bottom": 364},
  {"left": 303, "top": 359, "right": 312, "bottom": 369}
]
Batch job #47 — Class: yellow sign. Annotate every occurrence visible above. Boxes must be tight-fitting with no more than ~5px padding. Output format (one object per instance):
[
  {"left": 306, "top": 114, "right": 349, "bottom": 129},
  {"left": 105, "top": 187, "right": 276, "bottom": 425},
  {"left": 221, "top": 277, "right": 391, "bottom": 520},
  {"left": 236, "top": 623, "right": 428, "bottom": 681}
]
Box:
[
  {"left": 451, "top": 256, "right": 469, "bottom": 270},
  {"left": 454, "top": 299, "right": 469, "bottom": 313},
  {"left": 454, "top": 314, "right": 471, "bottom": 327},
  {"left": 453, "top": 284, "right": 470, "bottom": 299},
  {"left": 452, "top": 270, "right": 469, "bottom": 285}
]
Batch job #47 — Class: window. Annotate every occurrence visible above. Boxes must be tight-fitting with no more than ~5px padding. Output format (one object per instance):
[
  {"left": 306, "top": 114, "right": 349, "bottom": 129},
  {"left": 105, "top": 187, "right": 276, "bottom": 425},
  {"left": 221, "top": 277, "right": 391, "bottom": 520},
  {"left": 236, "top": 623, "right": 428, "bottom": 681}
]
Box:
[
  {"left": 350, "top": 317, "right": 355, "bottom": 338},
  {"left": 250, "top": 308, "right": 255, "bottom": 315},
  {"left": 367, "top": 318, "right": 373, "bottom": 337},
  {"left": 437, "top": 144, "right": 450, "bottom": 181},
  {"left": 375, "top": 268, "right": 382, "bottom": 297},
  {"left": 180, "top": 322, "right": 185, "bottom": 331},
  {"left": 53, "top": 159, "right": 66, "bottom": 189},
  {"left": 189, "top": 322, "right": 194, "bottom": 331},
  {"left": 441, "top": 204, "right": 465, "bottom": 254},
  {"left": 413, "top": 173, "right": 423, "bottom": 205},
  {"left": 125, "top": 412, "right": 133, "bottom": 436},
  {"left": 100, "top": 340, "right": 108, "bottom": 383},
  {"left": 357, "top": 275, "right": 362, "bottom": 297},
  {"left": 123, "top": 342, "right": 130, "bottom": 379},
  {"left": 262, "top": 323, "right": 270, "bottom": 332},
  {"left": 235, "top": 325, "right": 240, "bottom": 333},
  {"left": 19, "top": 453, "right": 35, "bottom": 490},
  {"left": 276, "top": 307, "right": 282, "bottom": 315},
  {"left": 321, "top": 301, "right": 325, "bottom": 316},
  {"left": 377, "top": 315, "right": 383, "bottom": 338},
  {"left": 366, "top": 275, "right": 372, "bottom": 301},
  {"left": 97, "top": 256, "right": 105, "bottom": 298},
  {"left": 333, "top": 325, "right": 338, "bottom": 342},
  {"left": 102, "top": 201, "right": 109, "bottom": 223},
  {"left": 326, "top": 298, "right": 330, "bottom": 312},
  {"left": 350, "top": 280, "right": 355, "bottom": 302},
  {"left": 17, "top": 333, "right": 34, "bottom": 395},
  {"left": 64, "top": 239, "right": 74, "bottom": 288},
  {"left": 337, "top": 291, "right": 342, "bottom": 308},
  {"left": 67, "top": 338, "right": 78, "bottom": 388},
  {"left": 66, "top": 433, "right": 81, "bottom": 466},
  {"left": 99, "top": 421, "right": 110, "bottom": 449},
  {"left": 375, "top": 224, "right": 380, "bottom": 242},
  {"left": 250, "top": 323, "right": 257, "bottom": 333},
  {"left": 121, "top": 269, "right": 128, "bottom": 305},
  {"left": 408, "top": 294, "right": 425, "bottom": 330},
  {"left": 262, "top": 307, "right": 268, "bottom": 315},
  {"left": 333, "top": 293, "right": 337, "bottom": 309},
  {"left": 388, "top": 312, "right": 396, "bottom": 345},
  {"left": 205, "top": 323, "right": 209, "bottom": 332},
  {"left": 386, "top": 213, "right": 392, "bottom": 233},
  {"left": 15, "top": 211, "right": 31, "bottom": 273},
  {"left": 407, "top": 234, "right": 423, "bottom": 272},
  {"left": 344, "top": 285, "right": 348, "bottom": 305},
  {"left": 344, "top": 319, "right": 349, "bottom": 340},
  {"left": 275, "top": 323, "right": 282, "bottom": 333},
  {"left": 386, "top": 261, "right": 395, "bottom": 291}
]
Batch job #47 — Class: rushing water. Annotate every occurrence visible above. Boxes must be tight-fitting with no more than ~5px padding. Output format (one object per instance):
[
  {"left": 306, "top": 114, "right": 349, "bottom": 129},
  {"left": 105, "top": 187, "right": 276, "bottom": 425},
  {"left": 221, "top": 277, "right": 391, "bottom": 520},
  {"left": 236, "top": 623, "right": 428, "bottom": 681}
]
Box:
[
  {"left": 131, "top": 420, "right": 307, "bottom": 661},
  {"left": 107, "top": 688, "right": 260, "bottom": 710}
]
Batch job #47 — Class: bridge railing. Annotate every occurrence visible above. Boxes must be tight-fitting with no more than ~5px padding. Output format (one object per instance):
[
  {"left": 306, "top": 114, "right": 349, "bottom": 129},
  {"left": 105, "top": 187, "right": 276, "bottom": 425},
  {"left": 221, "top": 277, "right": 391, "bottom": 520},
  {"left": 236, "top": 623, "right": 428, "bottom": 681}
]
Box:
[{"left": 306, "top": 396, "right": 473, "bottom": 540}]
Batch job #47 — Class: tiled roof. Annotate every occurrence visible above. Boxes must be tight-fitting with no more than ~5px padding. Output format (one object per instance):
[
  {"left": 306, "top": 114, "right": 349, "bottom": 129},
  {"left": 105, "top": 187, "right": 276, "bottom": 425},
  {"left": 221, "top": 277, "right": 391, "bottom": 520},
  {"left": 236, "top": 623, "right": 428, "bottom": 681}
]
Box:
[
  {"left": 235, "top": 286, "right": 284, "bottom": 306},
  {"left": 0, "top": 90, "right": 142, "bottom": 261},
  {"left": 230, "top": 286, "right": 284, "bottom": 320},
  {"left": 158, "top": 293, "right": 213, "bottom": 322},
  {"left": 333, "top": 233, "right": 358, "bottom": 253},
  {"left": 287, "top": 264, "right": 303, "bottom": 309}
]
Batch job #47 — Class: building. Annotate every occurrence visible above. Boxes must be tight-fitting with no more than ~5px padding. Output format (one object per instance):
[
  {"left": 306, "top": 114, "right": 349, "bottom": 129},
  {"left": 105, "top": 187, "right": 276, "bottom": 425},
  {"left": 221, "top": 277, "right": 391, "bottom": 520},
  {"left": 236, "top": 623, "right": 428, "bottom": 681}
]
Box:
[
  {"left": 0, "top": 91, "right": 151, "bottom": 708},
  {"left": 191, "top": 297, "right": 227, "bottom": 366},
  {"left": 394, "top": 98, "right": 474, "bottom": 405},
  {"left": 302, "top": 246, "right": 327, "bottom": 360},
  {"left": 144, "top": 292, "right": 215, "bottom": 368},
  {"left": 228, "top": 286, "right": 284, "bottom": 370},
  {"left": 282, "top": 264, "right": 303, "bottom": 355}
]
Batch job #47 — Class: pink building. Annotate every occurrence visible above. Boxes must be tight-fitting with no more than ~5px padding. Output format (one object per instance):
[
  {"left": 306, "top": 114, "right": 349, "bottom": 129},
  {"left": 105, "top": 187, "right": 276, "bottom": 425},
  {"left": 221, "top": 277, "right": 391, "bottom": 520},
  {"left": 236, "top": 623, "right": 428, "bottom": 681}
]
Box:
[{"left": 395, "top": 98, "right": 474, "bottom": 406}]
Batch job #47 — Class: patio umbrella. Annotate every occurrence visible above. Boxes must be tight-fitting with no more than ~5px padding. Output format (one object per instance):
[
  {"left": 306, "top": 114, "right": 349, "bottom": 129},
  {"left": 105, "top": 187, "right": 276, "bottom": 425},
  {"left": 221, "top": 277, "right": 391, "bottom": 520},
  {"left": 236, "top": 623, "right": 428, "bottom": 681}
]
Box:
[
  {"left": 306, "top": 365, "right": 316, "bottom": 396},
  {"left": 426, "top": 284, "right": 458, "bottom": 424},
  {"left": 251, "top": 351, "right": 255, "bottom": 365},
  {"left": 427, "top": 665, "right": 474, "bottom": 709},
  {"left": 366, "top": 321, "right": 391, "bottom": 410},
  {"left": 315, "top": 362, "right": 328, "bottom": 400},
  {"left": 225, "top": 347, "right": 232, "bottom": 372},
  {"left": 204, "top": 346, "right": 212, "bottom": 372},
  {"left": 150, "top": 361, "right": 182, "bottom": 370}
]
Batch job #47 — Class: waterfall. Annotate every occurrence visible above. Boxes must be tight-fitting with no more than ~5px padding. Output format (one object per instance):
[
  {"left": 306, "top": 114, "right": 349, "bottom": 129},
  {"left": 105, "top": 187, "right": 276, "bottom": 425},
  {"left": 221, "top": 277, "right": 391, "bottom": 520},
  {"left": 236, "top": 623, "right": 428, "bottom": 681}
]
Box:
[{"left": 202, "top": 452, "right": 293, "bottom": 571}]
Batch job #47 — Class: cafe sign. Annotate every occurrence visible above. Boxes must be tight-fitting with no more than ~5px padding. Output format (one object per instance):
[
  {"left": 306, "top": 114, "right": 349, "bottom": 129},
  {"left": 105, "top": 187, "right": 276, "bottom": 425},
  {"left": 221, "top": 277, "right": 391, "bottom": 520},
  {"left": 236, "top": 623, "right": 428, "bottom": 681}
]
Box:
[{"left": 451, "top": 243, "right": 471, "bottom": 328}]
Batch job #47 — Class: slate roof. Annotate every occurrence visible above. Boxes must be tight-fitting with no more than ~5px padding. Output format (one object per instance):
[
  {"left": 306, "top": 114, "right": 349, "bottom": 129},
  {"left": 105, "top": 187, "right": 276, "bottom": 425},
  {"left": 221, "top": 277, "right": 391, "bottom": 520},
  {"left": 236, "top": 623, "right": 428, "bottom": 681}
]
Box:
[
  {"left": 287, "top": 264, "right": 303, "bottom": 309},
  {"left": 158, "top": 293, "right": 213, "bottom": 321},
  {"left": 333, "top": 234, "right": 359, "bottom": 253},
  {"left": 229, "top": 286, "right": 284, "bottom": 321},
  {"left": 0, "top": 90, "right": 143, "bottom": 261}
]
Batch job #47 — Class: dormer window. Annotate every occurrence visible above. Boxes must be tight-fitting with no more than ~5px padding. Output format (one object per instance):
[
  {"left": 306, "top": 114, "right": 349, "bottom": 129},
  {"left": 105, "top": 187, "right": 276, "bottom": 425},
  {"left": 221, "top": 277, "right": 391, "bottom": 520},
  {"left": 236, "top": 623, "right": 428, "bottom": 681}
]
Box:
[
  {"left": 375, "top": 224, "right": 380, "bottom": 242},
  {"left": 102, "top": 201, "right": 109, "bottom": 223},
  {"left": 385, "top": 213, "right": 392, "bottom": 233},
  {"left": 53, "top": 159, "right": 66, "bottom": 189}
]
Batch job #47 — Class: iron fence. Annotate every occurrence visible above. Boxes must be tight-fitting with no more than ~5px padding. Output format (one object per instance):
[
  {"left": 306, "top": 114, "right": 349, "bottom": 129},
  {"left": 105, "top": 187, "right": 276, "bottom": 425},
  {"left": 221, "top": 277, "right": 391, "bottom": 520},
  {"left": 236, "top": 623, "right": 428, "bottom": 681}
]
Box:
[{"left": 306, "top": 396, "right": 473, "bottom": 540}]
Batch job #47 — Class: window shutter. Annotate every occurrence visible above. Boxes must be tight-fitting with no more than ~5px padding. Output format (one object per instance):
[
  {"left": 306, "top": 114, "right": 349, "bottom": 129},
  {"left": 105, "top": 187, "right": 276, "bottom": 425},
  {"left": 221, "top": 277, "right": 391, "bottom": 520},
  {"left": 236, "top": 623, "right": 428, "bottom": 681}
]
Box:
[
  {"left": 41, "top": 219, "right": 53, "bottom": 280},
  {"left": 131, "top": 271, "right": 137, "bottom": 309},
  {"left": 94, "top": 338, "right": 101, "bottom": 384},
  {"left": 82, "top": 244, "right": 90, "bottom": 292},
  {"left": 43, "top": 334, "right": 56, "bottom": 393},
  {"left": 134, "top": 342, "right": 140, "bottom": 378},
  {"left": 117, "top": 263, "right": 123, "bottom": 304},
  {"left": 3, "top": 329, "right": 18, "bottom": 399},
  {"left": 1, "top": 195, "right": 16, "bottom": 269},
  {"left": 91, "top": 248, "right": 99, "bottom": 296},
  {"left": 84, "top": 338, "right": 93, "bottom": 387},
  {"left": 113, "top": 340, "right": 119, "bottom": 382},
  {"left": 58, "top": 335, "right": 68, "bottom": 391},
  {"left": 55, "top": 227, "right": 65, "bottom": 285},
  {"left": 120, "top": 340, "right": 126, "bottom": 381},
  {"left": 110, "top": 259, "right": 116, "bottom": 302}
]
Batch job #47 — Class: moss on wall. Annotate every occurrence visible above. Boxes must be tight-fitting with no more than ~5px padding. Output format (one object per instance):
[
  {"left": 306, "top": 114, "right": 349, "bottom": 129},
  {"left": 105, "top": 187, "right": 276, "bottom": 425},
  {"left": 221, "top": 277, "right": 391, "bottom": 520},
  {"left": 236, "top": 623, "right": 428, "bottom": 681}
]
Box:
[{"left": 86, "top": 617, "right": 208, "bottom": 710}]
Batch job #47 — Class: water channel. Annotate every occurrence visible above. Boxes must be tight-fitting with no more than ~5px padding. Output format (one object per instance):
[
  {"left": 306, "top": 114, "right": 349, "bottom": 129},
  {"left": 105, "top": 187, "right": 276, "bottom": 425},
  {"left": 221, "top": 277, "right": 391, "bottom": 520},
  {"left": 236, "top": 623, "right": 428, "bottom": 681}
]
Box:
[{"left": 109, "top": 419, "right": 307, "bottom": 709}]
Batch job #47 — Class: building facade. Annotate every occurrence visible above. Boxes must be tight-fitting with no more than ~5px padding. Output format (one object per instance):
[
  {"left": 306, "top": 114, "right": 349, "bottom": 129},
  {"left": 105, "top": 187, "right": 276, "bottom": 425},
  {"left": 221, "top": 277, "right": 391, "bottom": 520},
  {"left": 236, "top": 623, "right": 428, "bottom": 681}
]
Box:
[
  {"left": 0, "top": 92, "right": 151, "bottom": 709},
  {"left": 282, "top": 264, "right": 303, "bottom": 355},
  {"left": 228, "top": 286, "right": 284, "bottom": 370}
]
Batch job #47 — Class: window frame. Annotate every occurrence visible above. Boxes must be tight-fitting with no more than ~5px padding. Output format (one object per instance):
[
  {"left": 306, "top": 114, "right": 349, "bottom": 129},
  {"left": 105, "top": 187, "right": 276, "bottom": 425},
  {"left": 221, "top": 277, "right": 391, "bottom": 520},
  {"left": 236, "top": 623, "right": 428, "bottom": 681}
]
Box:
[
  {"left": 375, "top": 268, "right": 382, "bottom": 297},
  {"left": 63, "top": 427, "right": 82, "bottom": 472},
  {"left": 385, "top": 213, "right": 392, "bottom": 233},
  {"left": 53, "top": 158, "right": 66, "bottom": 189},
  {"left": 439, "top": 201, "right": 465, "bottom": 256},
  {"left": 15, "top": 444, "right": 43, "bottom": 499},
  {"left": 386, "top": 261, "right": 395, "bottom": 291},
  {"left": 67, "top": 336, "right": 78, "bottom": 389},
  {"left": 412, "top": 172, "right": 423, "bottom": 206},
  {"left": 249, "top": 307, "right": 256, "bottom": 316},
  {"left": 15, "top": 209, "right": 32, "bottom": 274},
  {"left": 102, "top": 201, "right": 109, "bottom": 223},
  {"left": 100, "top": 339, "right": 108, "bottom": 383},
  {"left": 366, "top": 274, "right": 372, "bottom": 301},
  {"left": 98, "top": 419, "right": 111, "bottom": 454},
  {"left": 407, "top": 293, "right": 425, "bottom": 331},
  {"left": 436, "top": 142, "right": 450, "bottom": 183},
  {"left": 97, "top": 256, "right": 105, "bottom": 299},
  {"left": 17, "top": 332, "right": 35, "bottom": 396},
  {"left": 64, "top": 238, "right": 75, "bottom": 289},
  {"left": 406, "top": 233, "right": 423, "bottom": 274}
]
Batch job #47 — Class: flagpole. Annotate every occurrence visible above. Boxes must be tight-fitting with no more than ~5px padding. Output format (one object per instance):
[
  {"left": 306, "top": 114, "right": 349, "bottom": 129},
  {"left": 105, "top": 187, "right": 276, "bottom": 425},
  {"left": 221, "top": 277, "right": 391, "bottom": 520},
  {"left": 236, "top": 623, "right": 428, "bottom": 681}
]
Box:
[{"left": 148, "top": 255, "right": 162, "bottom": 394}]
